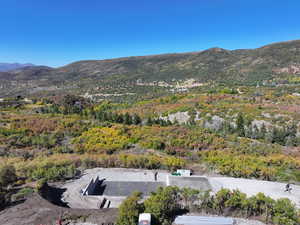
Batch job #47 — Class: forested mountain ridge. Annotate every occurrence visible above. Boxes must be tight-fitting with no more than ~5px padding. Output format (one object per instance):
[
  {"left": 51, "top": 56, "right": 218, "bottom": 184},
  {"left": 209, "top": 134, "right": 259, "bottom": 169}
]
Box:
[{"left": 1, "top": 39, "right": 300, "bottom": 98}]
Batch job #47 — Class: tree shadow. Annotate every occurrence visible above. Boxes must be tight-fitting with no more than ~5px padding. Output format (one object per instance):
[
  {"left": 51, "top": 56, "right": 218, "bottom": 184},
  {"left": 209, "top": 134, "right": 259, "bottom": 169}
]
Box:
[
  {"left": 39, "top": 184, "right": 69, "bottom": 208},
  {"left": 90, "top": 179, "right": 106, "bottom": 195}
]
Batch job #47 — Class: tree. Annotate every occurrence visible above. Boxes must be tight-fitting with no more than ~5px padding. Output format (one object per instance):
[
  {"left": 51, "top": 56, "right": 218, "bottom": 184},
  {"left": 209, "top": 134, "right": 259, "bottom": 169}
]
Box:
[
  {"left": 250, "top": 124, "right": 259, "bottom": 139},
  {"left": 0, "top": 165, "right": 17, "bottom": 189},
  {"left": 146, "top": 117, "right": 153, "bottom": 126},
  {"left": 133, "top": 114, "right": 142, "bottom": 125},
  {"left": 60, "top": 94, "right": 86, "bottom": 114},
  {"left": 144, "top": 186, "right": 181, "bottom": 225},
  {"left": 272, "top": 198, "right": 299, "bottom": 225},
  {"left": 116, "top": 192, "right": 144, "bottom": 225},
  {"left": 116, "top": 114, "right": 124, "bottom": 124},
  {"left": 180, "top": 187, "right": 200, "bottom": 210},
  {"left": 260, "top": 123, "right": 267, "bottom": 139},
  {"left": 0, "top": 191, "right": 6, "bottom": 209},
  {"left": 236, "top": 113, "right": 245, "bottom": 137},
  {"left": 73, "top": 127, "right": 130, "bottom": 154},
  {"left": 124, "top": 113, "right": 133, "bottom": 125}
]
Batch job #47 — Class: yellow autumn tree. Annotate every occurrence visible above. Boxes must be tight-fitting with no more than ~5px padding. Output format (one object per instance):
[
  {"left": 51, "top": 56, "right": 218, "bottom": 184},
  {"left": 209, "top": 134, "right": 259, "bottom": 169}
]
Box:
[{"left": 73, "top": 127, "right": 130, "bottom": 154}]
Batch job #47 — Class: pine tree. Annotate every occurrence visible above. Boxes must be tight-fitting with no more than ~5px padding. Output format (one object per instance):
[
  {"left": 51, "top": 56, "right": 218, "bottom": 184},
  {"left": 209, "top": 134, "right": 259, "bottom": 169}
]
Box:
[
  {"left": 116, "top": 114, "right": 124, "bottom": 123},
  {"left": 146, "top": 117, "right": 153, "bottom": 126},
  {"left": 236, "top": 113, "right": 245, "bottom": 137},
  {"left": 260, "top": 123, "right": 267, "bottom": 139},
  {"left": 133, "top": 114, "right": 142, "bottom": 125},
  {"left": 124, "top": 112, "right": 133, "bottom": 125}
]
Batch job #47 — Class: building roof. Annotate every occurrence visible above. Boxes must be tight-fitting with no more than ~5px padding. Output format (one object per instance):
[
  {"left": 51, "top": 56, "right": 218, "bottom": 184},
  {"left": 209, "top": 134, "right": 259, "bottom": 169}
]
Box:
[{"left": 174, "top": 216, "right": 234, "bottom": 225}]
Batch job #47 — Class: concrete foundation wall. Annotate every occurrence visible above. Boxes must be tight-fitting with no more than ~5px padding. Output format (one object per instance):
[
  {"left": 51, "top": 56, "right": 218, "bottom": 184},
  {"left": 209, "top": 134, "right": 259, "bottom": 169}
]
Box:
[{"left": 82, "top": 176, "right": 100, "bottom": 195}]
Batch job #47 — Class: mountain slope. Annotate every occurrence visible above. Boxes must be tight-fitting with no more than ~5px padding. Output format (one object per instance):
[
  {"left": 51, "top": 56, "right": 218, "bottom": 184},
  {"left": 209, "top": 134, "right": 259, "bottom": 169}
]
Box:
[
  {"left": 1, "top": 39, "right": 300, "bottom": 97},
  {"left": 0, "top": 63, "right": 35, "bottom": 72}
]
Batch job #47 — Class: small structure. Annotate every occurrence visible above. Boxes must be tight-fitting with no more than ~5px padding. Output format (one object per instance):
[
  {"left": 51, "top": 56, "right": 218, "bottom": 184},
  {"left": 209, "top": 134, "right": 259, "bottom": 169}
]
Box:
[
  {"left": 176, "top": 169, "right": 191, "bottom": 177},
  {"left": 139, "top": 213, "right": 151, "bottom": 225},
  {"left": 81, "top": 176, "right": 100, "bottom": 196},
  {"left": 173, "top": 216, "right": 234, "bottom": 225}
]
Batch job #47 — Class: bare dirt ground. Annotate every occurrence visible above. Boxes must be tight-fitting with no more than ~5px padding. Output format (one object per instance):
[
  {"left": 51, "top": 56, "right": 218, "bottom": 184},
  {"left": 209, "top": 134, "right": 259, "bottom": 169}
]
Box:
[
  {"left": 0, "top": 193, "right": 117, "bottom": 225},
  {"left": 209, "top": 177, "right": 300, "bottom": 208}
]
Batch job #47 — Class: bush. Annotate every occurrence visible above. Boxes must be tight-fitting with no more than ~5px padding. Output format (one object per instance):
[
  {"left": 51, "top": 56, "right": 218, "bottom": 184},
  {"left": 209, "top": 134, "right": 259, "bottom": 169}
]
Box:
[
  {"left": 0, "top": 165, "right": 17, "bottom": 188},
  {"left": 164, "top": 157, "right": 186, "bottom": 171},
  {"left": 272, "top": 198, "right": 299, "bottom": 225},
  {"left": 11, "top": 188, "right": 34, "bottom": 202},
  {"left": 144, "top": 186, "right": 181, "bottom": 225},
  {"left": 36, "top": 178, "right": 47, "bottom": 191},
  {"left": 29, "top": 165, "right": 76, "bottom": 181},
  {"left": 73, "top": 127, "right": 130, "bottom": 154},
  {"left": 101, "top": 186, "right": 300, "bottom": 225},
  {"left": 0, "top": 192, "right": 6, "bottom": 209},
  {"left": 116, "top": 192, "right": 144, "bottom": 225}
]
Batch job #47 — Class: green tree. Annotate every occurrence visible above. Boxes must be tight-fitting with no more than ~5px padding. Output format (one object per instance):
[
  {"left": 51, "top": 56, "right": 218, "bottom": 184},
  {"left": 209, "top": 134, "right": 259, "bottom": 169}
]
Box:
[
  {"left": 124, "top": 112, "right": 133, "bottom": 125},
  {"left": 61, "top": 94, "right": 86, "bottom": 114},
  {"left": 236, "top": 113, "right": 245, "bottom": 137},
  {"left": 272, "top": 198, "right": 299, "bottom": 225},
  {"left": 0, "top": 165, "right": 17, "bottom": 189},
  {"left": 133, "top": 114, "right": 142, "bottom": 125},
  {"left": 0, "top": 191, "right": 6, "bottom": 209},
  {"left": 260, "top": 123, "right": 267, "bottom": 139},
  {"left": 144, "top": 186, "right": 181, "bottom": 225},
  {"left": 180, "top": 187, "right": 200, "bottom": 210},
  {"left": 116, "top": 191, "right": 144, "bottom": 225},
  {"left": 146, "top": 117, "right": 153, "bottom": 126}
]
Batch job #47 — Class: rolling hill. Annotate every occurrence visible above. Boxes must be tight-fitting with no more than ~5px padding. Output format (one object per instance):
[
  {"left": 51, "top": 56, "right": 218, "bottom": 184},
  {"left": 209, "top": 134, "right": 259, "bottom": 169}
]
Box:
[{"left": 1, "top": 39, "right": 300, "bottom": 98}]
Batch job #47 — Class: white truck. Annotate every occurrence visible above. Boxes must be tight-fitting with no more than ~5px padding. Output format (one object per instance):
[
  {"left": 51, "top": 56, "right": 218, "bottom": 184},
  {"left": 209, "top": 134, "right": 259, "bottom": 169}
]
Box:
[{"left": 138, "top": 213, "right": 151, "bottom": 225}]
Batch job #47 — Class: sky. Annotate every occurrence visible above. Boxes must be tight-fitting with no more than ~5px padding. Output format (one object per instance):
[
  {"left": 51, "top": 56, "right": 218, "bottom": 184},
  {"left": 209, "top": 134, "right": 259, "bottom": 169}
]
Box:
[{"left": 0, "top": 0, "right": 300, "bottom": 67}]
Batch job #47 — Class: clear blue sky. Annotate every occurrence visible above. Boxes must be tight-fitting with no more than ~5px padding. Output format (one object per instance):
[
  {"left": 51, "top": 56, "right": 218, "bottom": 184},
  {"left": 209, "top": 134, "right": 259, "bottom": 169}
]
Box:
[{"left": 1, "top": 0, "right": 300, "bottom": 67}]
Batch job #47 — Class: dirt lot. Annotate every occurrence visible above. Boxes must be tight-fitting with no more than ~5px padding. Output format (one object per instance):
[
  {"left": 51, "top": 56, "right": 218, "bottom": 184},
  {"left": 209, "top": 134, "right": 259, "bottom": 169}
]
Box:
[{"left": 0, "top": 192, "right": 117, "bottom": 225}]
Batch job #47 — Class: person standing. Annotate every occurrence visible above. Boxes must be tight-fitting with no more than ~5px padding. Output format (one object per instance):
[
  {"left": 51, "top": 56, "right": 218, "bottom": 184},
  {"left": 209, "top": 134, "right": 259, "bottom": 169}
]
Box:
[
  {"left": 285, "top": 183, "right": 292, "bottom": 193},
  {"left": 154, "top": 171, "right": 158, "bottom": 181}
]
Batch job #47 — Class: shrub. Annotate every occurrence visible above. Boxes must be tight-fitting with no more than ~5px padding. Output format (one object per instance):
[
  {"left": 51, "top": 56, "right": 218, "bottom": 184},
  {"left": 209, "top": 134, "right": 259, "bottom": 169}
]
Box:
[
  {"left": 164, "top": 157, "right": 186, "bottom": 171},
  {"left": 36, "top": 178, "right": 47, "bottom": 191},
  {"left": 11, "top": 188, "right": 34, "bottom": 202},
  {"left": 0, "top": 191, "right": 6, "bottom": 209},
  {"left": 272, "top": 198, "right": 299, "bottom": 225},
  {"left": 29, "top": 165, "right": 76, "bottom": 181},
  {"left": 0, "top": 165, "right": 17, "bottom": 188},
  {"left": 73, "top": 127, "right": 130, "bottom": 153},
  {"left": 144, "top": 186, "right": 181, "bottom": 225},
  {"left": 116, "top": 192, "right": 144, "bottom": 225}
]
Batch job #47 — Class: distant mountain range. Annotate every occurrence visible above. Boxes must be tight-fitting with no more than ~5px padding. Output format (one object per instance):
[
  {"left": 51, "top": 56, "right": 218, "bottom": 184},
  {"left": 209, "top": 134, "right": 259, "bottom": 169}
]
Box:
[
  {"left": 0, "top": 63, "right": 35, "bottom": 72},
  {"left": 1, "top": 39, "right": 300, "bottom": 98}
]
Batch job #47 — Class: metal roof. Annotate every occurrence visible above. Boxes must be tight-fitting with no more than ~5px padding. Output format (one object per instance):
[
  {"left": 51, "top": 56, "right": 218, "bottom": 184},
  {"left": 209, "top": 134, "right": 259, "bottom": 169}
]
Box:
[{"left": 174, "top": 216, "right": 234, "bottom": 225}]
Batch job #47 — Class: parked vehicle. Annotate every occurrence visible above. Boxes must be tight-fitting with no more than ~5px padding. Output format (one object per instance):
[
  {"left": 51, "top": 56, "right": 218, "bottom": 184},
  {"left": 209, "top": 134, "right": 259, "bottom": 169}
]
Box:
[{"left": 138, "top": 213, "right": 151, "bottom": 225}]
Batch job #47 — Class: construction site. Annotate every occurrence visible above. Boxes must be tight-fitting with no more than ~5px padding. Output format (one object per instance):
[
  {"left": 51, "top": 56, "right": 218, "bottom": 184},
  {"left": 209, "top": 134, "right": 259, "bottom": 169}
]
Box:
[
  {"left": 61, "top": 167, "right": 300, "bottom": 210},
  {"left": 1, "top": 167, "right": 299, "bottom": 225},
  {"left": 61, "top": 168, "right": 211, "bottom": 209}
]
